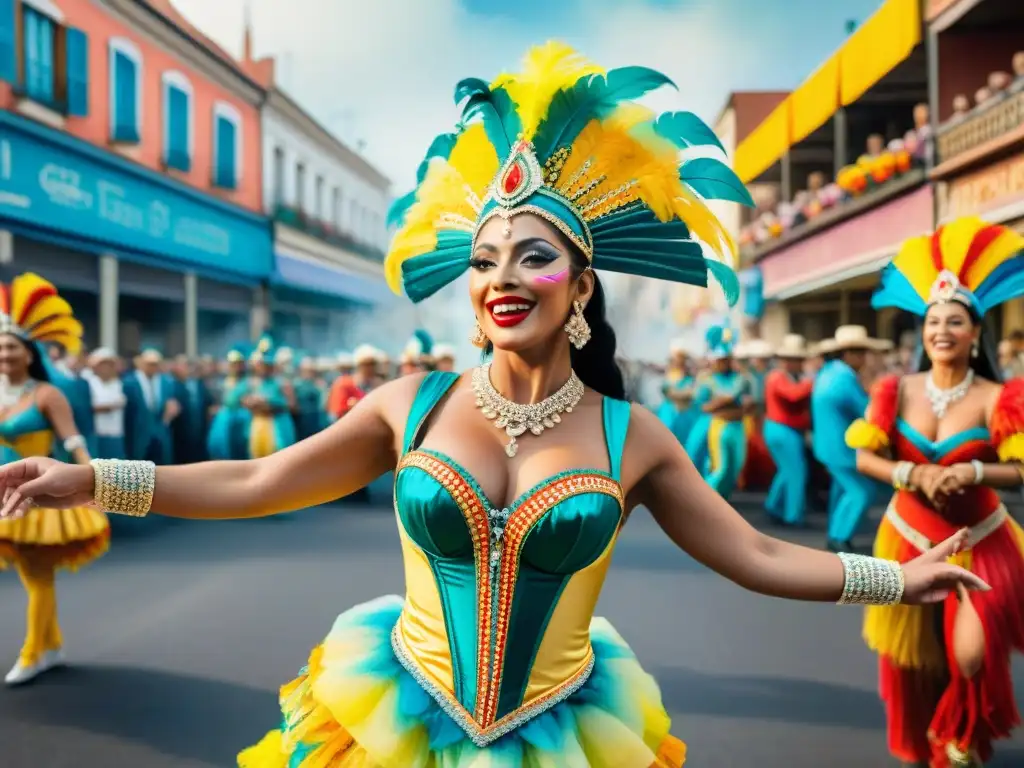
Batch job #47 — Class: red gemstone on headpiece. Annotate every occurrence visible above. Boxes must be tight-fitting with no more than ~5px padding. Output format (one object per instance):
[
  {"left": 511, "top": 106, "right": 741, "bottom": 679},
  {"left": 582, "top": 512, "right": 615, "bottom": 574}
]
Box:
[{"left": 503, "top": 163, "right": 523, "bottom": 194}]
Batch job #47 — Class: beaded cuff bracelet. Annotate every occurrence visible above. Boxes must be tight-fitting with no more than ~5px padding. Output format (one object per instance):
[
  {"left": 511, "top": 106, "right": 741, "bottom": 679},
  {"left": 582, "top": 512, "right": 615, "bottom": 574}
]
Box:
[
  {"left": 91, "top": 459, "right": 156, "bottom": 518},
  {"left": 837, "top": 552, "right": 905, "bottom": 606}
]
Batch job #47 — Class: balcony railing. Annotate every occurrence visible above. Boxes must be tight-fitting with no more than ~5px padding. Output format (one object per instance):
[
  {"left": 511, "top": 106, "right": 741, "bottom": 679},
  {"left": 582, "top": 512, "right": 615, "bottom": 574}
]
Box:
[
  {"left": 936, "top": 90, "right": 1024, "bottom": 165},
  {"left": 273, "top": 205, "right": 386, "bottom": 263}
]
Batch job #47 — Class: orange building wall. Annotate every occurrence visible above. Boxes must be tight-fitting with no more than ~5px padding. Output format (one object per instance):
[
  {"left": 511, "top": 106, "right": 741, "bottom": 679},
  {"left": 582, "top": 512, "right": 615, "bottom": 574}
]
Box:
[{"left": 0, "top": 0, "right": 262, "bottom": 213}]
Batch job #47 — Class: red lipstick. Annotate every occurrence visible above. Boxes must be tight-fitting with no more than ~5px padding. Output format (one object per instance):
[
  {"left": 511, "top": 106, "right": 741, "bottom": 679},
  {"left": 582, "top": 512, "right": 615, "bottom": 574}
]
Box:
[{"left": 486, "top": 295, "right": 536, "bottom": 328}]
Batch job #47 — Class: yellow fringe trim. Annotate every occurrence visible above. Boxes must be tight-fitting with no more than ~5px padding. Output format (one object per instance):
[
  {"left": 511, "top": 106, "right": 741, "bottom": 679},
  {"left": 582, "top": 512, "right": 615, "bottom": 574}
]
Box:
[
  {"left": 863, "top": 517, "right": 945, "bottom": 671},
  {"left": 997, "top": 433, "right": 1024, "bottom": 462},
  {"left": 845, "top": 419, "right": 889, "bottom": 452}
]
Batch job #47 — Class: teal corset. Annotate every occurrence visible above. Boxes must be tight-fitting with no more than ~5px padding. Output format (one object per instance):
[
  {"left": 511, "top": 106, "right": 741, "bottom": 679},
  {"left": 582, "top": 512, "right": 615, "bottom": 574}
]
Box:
[{"left": 392, "top": 371, "right": 629, "bottom": 745}]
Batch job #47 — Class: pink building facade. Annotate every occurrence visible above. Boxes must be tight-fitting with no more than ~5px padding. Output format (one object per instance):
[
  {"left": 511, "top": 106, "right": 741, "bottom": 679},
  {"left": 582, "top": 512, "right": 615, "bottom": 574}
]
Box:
[{"left": 0, "top": 0, "right": 271, "bottom": 357}]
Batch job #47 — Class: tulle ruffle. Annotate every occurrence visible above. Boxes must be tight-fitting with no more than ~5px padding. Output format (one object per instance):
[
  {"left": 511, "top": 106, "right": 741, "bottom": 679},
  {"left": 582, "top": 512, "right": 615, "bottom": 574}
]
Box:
[
  {"left": 0, "top": 505, "right": 109, "bottom": 571},
  {"left": 238, "top": 595, "right": 685, "bottom": 768}
]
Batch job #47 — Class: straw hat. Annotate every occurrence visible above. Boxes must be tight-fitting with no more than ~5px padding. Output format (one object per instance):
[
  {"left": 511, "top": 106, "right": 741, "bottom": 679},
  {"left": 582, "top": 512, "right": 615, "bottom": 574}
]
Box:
[
  {"left": 829, "top": 325, "right": 892, "bottom": 352},
  {"left": 731, "top": 341, "right": 750, "bottom": 360},
  {"left": 775, "top": 334, "right": 809, "bottom": 359},
  {"left": 433, "top": 343, "right": 456, "bottom": 361},
  {"left": 745, "top": 339, "right": 774, "bottom": 359},
  {"left": 352, "top": 345, "right": 377, "bottom": 365}
]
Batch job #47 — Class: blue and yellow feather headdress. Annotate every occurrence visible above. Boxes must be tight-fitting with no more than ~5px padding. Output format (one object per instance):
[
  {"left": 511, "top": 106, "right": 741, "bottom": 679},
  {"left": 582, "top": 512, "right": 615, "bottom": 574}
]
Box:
[
  {"left": 249, "top": 333, "right": 277, "bottom": 364},
  {"left": 705, "top": 323, "right": 735, "bottom": 359},
  {"left": 873, "top": 216, "right": 1024, "bottom": 318},
  {"left": 385, "top": 42, "right": 751, "bottom": 304}
]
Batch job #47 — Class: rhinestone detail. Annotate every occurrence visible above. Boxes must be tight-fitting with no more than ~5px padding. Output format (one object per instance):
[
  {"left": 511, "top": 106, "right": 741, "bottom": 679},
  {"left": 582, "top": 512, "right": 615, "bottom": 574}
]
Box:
[{"left": 837, "top": 552, "right": 905, "bottom": 606}]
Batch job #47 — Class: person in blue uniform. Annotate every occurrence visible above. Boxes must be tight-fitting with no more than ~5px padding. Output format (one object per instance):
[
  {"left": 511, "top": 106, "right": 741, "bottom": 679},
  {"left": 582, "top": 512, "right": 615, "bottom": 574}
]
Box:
[
  {"left": 48, "top": 345, "right": 96, "bottom": 461},
  {"left": 207, "top": 344, "right": 251, "bottom": 460},
  {"left": 657, "top": 341, "right": 700, "bottom": 446},
  {"left": 292, "top": 355, "right": 326, "bottom": 442},
  {"left": 227, "top": 335, "right": 297, "bottom": 459},
  {"left": 171, "top": 355, "right": 213, "bottom": 464},
  {"left": 811, "top": 325, "right": 892, "bottom": 552},
  {"left": 122, "top": 348, "right": 180, "bottom": 465}
]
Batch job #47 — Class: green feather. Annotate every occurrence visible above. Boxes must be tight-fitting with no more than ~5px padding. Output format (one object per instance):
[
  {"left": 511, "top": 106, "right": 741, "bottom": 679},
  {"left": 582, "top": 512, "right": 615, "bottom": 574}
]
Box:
[
  {"left": 386, "top": 132, "right": 460, "bottom": 228},
  {"left": 386, "top": 190, "right": 417, "bottom": 229},
  {"left": 455, "top": 79, "right": 521, "bottom": 162},
  {"left": 680, "top": 158, "right": 754, "bottom": 207},
  {"left": 652, "top": 112, "right": 725, "bottom": 153},
  {"left": 401, "top": 232, "right": 473, "bottom": 303},
  {"left": 532, "top": 66, "right": 676, "bottom": 160}
]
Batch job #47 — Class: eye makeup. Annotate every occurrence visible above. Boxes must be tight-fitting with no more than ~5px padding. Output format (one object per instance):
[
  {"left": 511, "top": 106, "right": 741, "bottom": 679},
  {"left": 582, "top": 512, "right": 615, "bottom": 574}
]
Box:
[{"left": 533, "top": 267, "right": 569, "bottom": 285}]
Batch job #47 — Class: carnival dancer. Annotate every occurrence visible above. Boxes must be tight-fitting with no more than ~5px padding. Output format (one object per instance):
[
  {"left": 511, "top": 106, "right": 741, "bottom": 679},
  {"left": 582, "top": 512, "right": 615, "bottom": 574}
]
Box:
[
  {"left": 0, "top": 44, "right": 989, "bottom": 767},
  {"left": 326, "top": 344, "right": 377, "bottom": 421},
  {"left": 812, "top": 325, "right": 891, "bottom": 552},
  {"left": 846, "top": 217, "right": 1024, "bottom": 767},
  {"left": 739, "top": 338, "right": 775, "bottom": 491},
  {"left": 231, "top": 335, "right": 297, "bottom": 460},
  {"left": 86, "top": 347, "right": 127, "bottom": 460},
  {"left": 657, "top": 340, "right": 700, "bottom": 446},
  {"left": 763, "top": 334, "right": 815, "bottom": 526},
  {"left": 691, "top": 324, "right": 750, "bottom": 498},
  {"left": 0, "top": 273, "right": 108, "bottom": 685},
  {"left": 433, "top": 343, "right": 457, "bottom": 372},
  {"left": 292, "top": 356, "right": 326, "bottom": 442},
  {"left": 122, "top": 348, "right": 180, "bottom": 465}
]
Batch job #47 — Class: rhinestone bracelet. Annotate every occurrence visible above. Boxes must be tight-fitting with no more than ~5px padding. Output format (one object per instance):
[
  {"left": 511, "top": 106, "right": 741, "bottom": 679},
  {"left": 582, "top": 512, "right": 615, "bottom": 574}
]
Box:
[
  {"left": 837, "top": 552, "right": 905, "bottom": 606},
  {"left": 91, "top": 459, "right": 156, "bottom": 518}
]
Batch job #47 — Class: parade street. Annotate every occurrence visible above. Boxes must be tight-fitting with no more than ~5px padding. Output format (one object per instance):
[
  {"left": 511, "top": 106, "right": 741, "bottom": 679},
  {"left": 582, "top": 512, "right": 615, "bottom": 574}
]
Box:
[{"left": 1, "top": 496, "right": 1022, "bottom": 768}]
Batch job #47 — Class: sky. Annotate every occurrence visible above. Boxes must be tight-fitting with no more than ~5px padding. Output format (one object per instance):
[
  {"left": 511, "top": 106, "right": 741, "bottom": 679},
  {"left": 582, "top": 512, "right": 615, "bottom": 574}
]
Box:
[{"left": 171, "top": 0, "right": 883, "bottom": 193}]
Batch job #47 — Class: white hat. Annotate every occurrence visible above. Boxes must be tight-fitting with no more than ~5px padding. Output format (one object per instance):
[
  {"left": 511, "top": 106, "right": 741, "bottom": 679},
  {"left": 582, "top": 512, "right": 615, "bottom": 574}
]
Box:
[
  {"left": 668, "top": 339, "right": 688, "bottom": 355},
  {"left": 336, "top": 351, "right": 353, "bottom": 367},
  {"left": 352, "top": 345, "right": 377, "bottom": 365},
  {"left": 375, "top": 348, "right": 391, "bottom": 364},
  {"left": 731, "top": 341, "right": 751, "bottom": 360},
  {"left": 745, "top": 339, "right": 774, "bottom": 359},
  {"left": 89, "top": 347, "right": 117, "bottom": 363},
  {"left": 274, "top": 346, "right": 294, "bottom": 364},
  {"left": 138, "top": 348, "right": 163, "bottom": 363},
  {"left": 830, "top": 325, "right": 893, "bottom": 352},
  {"left": 775, "top": 334, "right": 809, "bottom": 359},
  {"left": 433, "top": 343, "right": 456, "bottom": 361}
]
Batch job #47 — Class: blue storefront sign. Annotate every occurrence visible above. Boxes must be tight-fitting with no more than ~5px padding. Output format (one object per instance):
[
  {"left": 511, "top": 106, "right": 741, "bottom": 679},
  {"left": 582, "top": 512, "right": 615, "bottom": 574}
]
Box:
[
  {"left": 0, "top": 112, "right": 271, "bottom": 282},
  {"left": 739, "top": 267, "right": 765, "bottom": 321}
]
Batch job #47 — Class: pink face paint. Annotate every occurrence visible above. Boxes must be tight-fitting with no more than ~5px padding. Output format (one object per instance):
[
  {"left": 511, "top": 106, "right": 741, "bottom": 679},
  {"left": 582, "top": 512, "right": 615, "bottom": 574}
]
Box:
[{"left": 534, "top": 267, "right": 569, "bottom": 285}]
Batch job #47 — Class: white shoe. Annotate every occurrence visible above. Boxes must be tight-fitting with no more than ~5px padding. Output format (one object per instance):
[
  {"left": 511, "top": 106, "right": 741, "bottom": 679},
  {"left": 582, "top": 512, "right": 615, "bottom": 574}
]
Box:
[
  {"left": 4, "top": 659, "right": 43, "bottom": 686},
  {"left": 41, "top": 648, "right": 65, "bottom": 670}
]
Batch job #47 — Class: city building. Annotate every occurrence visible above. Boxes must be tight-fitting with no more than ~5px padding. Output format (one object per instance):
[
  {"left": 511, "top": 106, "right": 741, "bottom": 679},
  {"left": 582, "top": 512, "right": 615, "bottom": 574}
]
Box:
[
  {"left": 732, "top": 0, "right": 930, "bottom": 346},
  {"left": 239, "top": 24, "right": 393, "bottom": 354},
  {"left": 928, "top": 0, "right": 1024, "bottom": 335},
  {"left": 0, "top": 0, "right": 272, "bottom": 358}
]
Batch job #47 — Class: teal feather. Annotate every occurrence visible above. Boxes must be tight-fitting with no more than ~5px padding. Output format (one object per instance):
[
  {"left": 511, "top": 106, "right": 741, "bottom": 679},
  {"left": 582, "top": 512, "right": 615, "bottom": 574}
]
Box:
[
  {"left": 386, "top": 132, "right": 459, "bottom": 228},
  {"left": 593, "top": 253, "right": 709, "bottom": 285},
  {"left": 679, "top": 158, "right": 754, "bottom": 207},
  {"left": 532, "top": 66, "right": 676, "bottom": 160},
  {"left": 411, "top": 329, "right": 434, "bottom": 356},
  {"left": 401, "top": 231, "right": 473, "bottom": 303},
  {"left": 706, "top": 325, "right": 725, "bottom": 348},
  {"left": 652, "top": 112, "right": 725, "bottom": 153},
  {"left": 386, "top": 190, "right": 417, "bottom": 228},
  {"left": 455, "top": 79, "right": 522, "bottom": 163}
]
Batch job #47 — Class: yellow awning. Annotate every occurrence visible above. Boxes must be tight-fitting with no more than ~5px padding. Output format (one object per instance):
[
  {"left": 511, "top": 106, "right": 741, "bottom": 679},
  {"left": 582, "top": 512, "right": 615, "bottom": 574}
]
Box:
[
  {"left": 790, "top": 53, "right": 841, "bottom": 145},
  {"left": 734, "top": 98, "right": 791, "bottom": 184},
  {"left": 840, "top": 0, "right": 921, "bottom": 106}
]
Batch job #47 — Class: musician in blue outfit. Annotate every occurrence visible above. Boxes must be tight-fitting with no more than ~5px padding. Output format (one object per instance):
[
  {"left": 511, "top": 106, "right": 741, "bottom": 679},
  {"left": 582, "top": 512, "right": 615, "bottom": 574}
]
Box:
[
  {"left": 657, "top": 341, "right": 700, "bottom": 446},
  {"left": 122, "top": 348, "right": 180, "bottom": 465},
  {"left": 207, "top": 344, "right": 251, "bottom": 460},
  {"left": 688, "top": 324, "right": 750, "bottom": 498},
  {"left": 229, "top": 335, "right": 297, "bottom": 459},
  {"left": 292, "top": 355, "right": 327, "bottom": 442},
  {"left": 811, "top": 325, "right": 891, "bottom": 552},
  {"left": 49, "top": 345, "right": 96, "bottom": 460}
]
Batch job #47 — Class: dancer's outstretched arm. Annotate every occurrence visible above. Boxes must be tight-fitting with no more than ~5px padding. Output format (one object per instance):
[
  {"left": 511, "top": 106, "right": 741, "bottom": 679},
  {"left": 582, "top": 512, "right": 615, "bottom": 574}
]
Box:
[{"left": 0, "top": 374, "right": 425, "bottom": 521}]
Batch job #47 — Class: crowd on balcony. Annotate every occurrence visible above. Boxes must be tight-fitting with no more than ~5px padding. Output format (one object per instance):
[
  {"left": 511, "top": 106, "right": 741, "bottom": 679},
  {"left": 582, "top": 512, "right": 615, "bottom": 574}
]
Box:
[
  {"left": 942, "top": 49, "right": 1024, "bottom": 130},
  {"left": 739, "top": 103, "right": 933, "bottom": 251}
]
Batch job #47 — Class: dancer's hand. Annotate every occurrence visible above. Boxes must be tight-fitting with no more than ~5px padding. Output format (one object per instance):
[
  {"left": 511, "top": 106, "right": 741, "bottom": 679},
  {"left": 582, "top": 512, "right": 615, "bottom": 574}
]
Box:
[
  {"left": 936, "top": 463, "right": 976, "bottom": 497},
  {"left": 0, "top": 457, "right": 95, "bottom": 520},
  {"left": 900, "top": 528, "right": 990, "bottom": 604},
  {"left": 911, "top": 464, "right": 948, "bottom": 509}
]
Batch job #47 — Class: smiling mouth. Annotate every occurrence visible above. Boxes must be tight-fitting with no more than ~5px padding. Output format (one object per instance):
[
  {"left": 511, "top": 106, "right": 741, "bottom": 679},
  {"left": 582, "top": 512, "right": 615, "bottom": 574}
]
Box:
[{"left": 487, "top": 298, "right": 536, "bottom": 328}]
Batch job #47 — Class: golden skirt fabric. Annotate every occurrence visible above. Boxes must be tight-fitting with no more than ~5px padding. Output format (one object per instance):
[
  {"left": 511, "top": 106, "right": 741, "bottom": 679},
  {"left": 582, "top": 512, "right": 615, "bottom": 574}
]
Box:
[{"left": 0, "top": 505, "right": 110, "bottom": 570}]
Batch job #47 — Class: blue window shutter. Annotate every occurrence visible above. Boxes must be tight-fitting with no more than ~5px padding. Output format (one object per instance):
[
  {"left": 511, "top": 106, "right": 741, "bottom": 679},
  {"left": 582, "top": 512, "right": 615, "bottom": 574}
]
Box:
[
  {"left": 65, "top": 28, "right": 88, "bottom": 116},
  {"left": 215, "top": 115, "right": 237, "bottom": 189},
  {"left": 166, "top": 85, "right": 190, "bottom": 171},
  {"left": 37, "top": 14, "right": 53, "bottom": 102},
  {"left": 0, "top": 0, "right": 13, "bottom": 82},
  {"left": 113, "top": 52, "right": 139, "bottom": 142}
]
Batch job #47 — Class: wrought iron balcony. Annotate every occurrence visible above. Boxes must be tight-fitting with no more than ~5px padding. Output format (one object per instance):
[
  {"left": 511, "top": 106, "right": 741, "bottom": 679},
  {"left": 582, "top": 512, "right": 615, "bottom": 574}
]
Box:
[
  {"left": 936, "top": 90, "right": 1024, "bottom": 165},
  {"left": 273, "top": 204, "right": 386, "bottom": 262}
]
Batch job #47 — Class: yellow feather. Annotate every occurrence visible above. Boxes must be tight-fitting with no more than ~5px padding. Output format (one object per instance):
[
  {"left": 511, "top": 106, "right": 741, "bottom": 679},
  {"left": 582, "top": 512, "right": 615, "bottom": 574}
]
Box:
[
  {"left": 965, "top": 227, "right": 1024, "bottom": 290},
  {"left": 20, "top": 294, "right": 73, "bottom": 333},
  {"left": 29, "top": 315, "right": 83, "bottom": 342},
  {"left": 447, "top": 123, "right": 500, "bottom": 198},
  {"left": 491, "top": 42, "right": 604, "bottom": 141},
  {"left": 892, "top": 234, "right": 937, "bottom": 300},
  {"left": 938, "top": 216, "right": 986, "bottom": 279}
]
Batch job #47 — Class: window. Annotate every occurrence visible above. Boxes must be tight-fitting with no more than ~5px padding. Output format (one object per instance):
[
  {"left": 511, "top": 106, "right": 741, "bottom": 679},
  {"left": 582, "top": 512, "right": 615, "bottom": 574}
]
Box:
[
  {"left": 22, "top": 4, "right": 54, "bottom": 105},
  {"left": 272, "top": 146, "right": 285, "bottom": 207},
  {"left": 108, "top": 37, "right": 142, "bottom": 142},
  {"left": 315, "top": 175, "right": 324, "bottom": 220},
  {"left": 212, "top": 101, "right": 242, "bottom": 190},
  {"left": 161, "top": 71, "right": 192, "bottom": 172},
  {"left": 332, "top": 187, "right": 341, "bottom": 228},
  {"left": 296, "top": 162, "right": 306, "bottom": 211}
]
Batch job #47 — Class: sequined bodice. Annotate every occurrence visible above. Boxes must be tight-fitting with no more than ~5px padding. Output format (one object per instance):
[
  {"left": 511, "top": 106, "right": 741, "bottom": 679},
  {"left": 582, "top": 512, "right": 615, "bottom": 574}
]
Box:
[
  {"left": 0, "top": 405, "right": 52, "bottom": 460},
  {"left": 390, "top": 372, "right": 629, "bottom": 746}
]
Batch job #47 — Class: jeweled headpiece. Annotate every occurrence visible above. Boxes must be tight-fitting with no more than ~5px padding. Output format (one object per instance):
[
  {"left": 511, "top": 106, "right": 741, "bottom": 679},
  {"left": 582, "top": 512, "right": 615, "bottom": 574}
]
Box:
[
  {"left": 0, "top": 273, "right": 82, "bottom": 354},
  {"left": 250, "top": 333, "right": 275, "bottom": 364},
  {"left": 873, "top": 216, "right": 1024, "bottom": 318},
  {"left": 385, "top": 42, "right": 752, "bottom": 303}
]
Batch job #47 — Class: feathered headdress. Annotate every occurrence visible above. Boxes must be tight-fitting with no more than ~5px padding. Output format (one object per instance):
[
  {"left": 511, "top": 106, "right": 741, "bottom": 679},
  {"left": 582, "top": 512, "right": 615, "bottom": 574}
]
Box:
[
  {"left": 404, "top": 329, "right": 435, "bottom": 359},
  {"left": 0, "top": 273, "right": 82, "bottom": 354},
  {"left": 225, "top": 342, "right": 252, "bottom": 364},
  {"left": 250, "top": 333, "right": 276, "bottom": 364},
  {"left": 705, "top": 323, "right": 735, "bottom": 359},
  {"left": 873, "top": 216, "right": 1024, "bottom": 317},
  {"left": 385, "top": 42, "right": 751, "bottom": 304}
]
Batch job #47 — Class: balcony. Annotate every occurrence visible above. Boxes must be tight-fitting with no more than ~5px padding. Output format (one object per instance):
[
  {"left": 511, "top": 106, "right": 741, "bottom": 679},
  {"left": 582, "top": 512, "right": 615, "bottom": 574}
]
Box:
[
  {"left": 935, "top": 90, "right": 1024, "bottom": 171},
  {"left": 273, "top": 204, "right": 385, "bottom": 263}
]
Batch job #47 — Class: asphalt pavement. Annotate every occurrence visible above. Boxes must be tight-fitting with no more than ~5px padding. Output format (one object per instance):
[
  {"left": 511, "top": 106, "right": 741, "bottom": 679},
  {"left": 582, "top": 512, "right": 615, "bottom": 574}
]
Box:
[{"left": 1, "top": 493, "right": 1022, "bottom": 768}]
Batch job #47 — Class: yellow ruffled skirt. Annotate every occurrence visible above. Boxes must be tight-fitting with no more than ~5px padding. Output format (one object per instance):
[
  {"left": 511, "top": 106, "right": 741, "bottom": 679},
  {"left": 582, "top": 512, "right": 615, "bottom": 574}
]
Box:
[
  {"left": 0, "top": 505, "right": 110, "bottom": 570},
  {"left": 238, "top": 596, "right": 686, "bottom": 768}
]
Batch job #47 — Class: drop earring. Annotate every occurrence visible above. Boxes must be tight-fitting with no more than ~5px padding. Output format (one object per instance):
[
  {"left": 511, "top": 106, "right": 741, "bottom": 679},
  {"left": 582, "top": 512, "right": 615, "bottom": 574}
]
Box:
[
  {"left": 469, "top": 319, "right": 488, "bottom": 349},
  {"left": 564, "top": 300, "right": 591, "bottom": 350},
  {"left": 971, "top": 339, "right": 979, "bottom": 358}
]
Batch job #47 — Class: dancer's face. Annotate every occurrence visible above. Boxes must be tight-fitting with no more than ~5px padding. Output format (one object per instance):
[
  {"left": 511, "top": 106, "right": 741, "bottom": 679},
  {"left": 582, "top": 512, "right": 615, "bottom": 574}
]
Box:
[
  {"left": 0, "top": 334, "right": 31, "bottom": 378},
  {"left": 470, "top": 213, "right": 594, "bottom": 354},
  {"left": 923, "top": 301, "right": 977, "bottom": 366}
]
